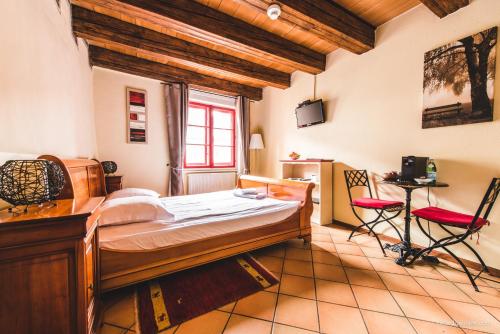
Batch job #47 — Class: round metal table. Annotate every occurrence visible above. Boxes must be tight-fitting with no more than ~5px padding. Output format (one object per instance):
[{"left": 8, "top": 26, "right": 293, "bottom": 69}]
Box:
[{"left": 382, "top": 180, "right": 449, "bottom": 265}]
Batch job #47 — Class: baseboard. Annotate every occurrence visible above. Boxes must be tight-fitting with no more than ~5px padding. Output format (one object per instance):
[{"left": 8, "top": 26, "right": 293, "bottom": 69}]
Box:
[{"left": 331, "top": 220, "right": 500, "bottom": 278}]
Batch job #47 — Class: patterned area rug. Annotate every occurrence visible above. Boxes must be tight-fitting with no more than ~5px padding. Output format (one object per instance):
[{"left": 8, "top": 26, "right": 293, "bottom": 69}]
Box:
[{"left": 135, "top": 254, "right": 278, "bottom": 334}]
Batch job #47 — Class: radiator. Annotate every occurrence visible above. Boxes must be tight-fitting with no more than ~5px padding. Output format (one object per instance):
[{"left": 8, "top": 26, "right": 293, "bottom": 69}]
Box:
[{"left": 187, "top": 172, "right": 237, "bottom": 194}]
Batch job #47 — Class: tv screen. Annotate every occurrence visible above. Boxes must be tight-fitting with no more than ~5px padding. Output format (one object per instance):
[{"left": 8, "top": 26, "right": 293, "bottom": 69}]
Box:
[{"left": 295, "top": 99, "right": 325, "bottom": 128}]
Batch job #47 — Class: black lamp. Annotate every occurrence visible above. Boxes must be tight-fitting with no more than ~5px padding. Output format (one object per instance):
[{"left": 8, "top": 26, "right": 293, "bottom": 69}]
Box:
[
  {"left": 101, "top": 161, "right": 118, "bottom": 175},
  {"left": 0, "top": 160, "right": 65, "bottom": 212}
]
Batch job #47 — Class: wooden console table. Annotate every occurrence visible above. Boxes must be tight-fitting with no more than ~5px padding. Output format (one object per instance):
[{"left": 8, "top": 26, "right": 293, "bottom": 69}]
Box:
[{"left": 280, "top": 159, "right": 334, "bottom": 225}]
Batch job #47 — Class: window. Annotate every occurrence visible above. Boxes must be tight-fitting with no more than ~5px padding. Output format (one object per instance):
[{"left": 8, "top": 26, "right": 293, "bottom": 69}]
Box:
[{"left": 185, "top": 102, "right": 236, "bottom": 168}]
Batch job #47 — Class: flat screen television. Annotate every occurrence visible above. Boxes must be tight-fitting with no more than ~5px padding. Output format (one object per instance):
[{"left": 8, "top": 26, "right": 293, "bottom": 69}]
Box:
[{"left": 295, "top": 99, "right": 325, "bottom": 128}]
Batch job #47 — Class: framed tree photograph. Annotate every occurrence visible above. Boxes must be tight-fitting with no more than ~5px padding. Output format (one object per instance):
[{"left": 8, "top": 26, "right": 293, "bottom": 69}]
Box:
[
  {"left": 422, "top": 27, "right": 497, "bottom": 129},
  {"left": 126, "top": 87, "right": 148, "bottom": 143}
]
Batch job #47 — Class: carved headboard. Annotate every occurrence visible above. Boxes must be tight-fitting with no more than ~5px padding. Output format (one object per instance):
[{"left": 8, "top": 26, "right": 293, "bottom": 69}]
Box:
[{"left": 38, "top": 155, "right": 107, "bottom": 201}]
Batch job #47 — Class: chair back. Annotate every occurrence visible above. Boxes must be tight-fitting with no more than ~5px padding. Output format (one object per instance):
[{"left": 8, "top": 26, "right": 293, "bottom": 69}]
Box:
[
  {"left": 344, "top": 169, "right": 373, "bottom": 203},
  {"left": 471, "top": 178, "right": 500, "bottom": 229}
]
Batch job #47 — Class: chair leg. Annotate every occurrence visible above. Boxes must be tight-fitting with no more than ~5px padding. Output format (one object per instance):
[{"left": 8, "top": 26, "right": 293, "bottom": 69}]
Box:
[
  {"left": 439, "top": 225, "right": 489, "bottom": 274},
  {"left": 410, "top": 219, "right": 480, "bottom": 292}
]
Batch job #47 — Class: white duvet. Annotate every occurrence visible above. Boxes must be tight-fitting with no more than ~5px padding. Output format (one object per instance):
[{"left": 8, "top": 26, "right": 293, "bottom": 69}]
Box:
[{"left": 99, "top": 190, "right": 300, "bottom": 251}]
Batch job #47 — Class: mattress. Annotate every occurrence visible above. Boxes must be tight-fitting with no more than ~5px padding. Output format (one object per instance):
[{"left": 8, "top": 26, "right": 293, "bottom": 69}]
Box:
[{"left": 99, "top": 190, "right": 300, "bottom": 251}]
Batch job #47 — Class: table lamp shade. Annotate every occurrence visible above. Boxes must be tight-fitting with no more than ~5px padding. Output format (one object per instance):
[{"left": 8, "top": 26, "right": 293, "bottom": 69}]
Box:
[
  {"left": 0, "top": 160, "right": 65, "bottom": 206},
  {"left": 249, "top": 134, "right": 264, "bottom": 150}
]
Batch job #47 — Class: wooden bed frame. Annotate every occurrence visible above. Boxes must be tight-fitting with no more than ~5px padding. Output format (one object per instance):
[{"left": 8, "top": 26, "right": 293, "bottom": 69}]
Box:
[{"left": 42, "top": 155, "right": 314, "bottom": 292}]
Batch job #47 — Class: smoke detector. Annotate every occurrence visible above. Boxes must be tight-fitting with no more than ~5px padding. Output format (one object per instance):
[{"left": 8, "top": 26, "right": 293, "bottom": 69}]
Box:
[{"left": 267, "top": 3, "right": 281, "bottom": 20}]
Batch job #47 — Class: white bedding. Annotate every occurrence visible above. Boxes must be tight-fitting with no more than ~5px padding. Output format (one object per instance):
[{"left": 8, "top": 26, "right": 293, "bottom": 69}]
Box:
[{"left": 99, "top": 190, "right": 300, "bottom": 251}]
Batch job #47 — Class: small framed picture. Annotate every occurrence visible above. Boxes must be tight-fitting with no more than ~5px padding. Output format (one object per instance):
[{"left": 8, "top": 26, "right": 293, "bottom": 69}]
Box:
[{"left": 126, "top": 88, "right": 147, "bottom": 144}]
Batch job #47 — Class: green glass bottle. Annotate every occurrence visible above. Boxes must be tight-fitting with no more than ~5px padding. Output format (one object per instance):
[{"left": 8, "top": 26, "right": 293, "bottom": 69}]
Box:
[{"left": 426, "top": 159, "right": 437, "bottom": 181}]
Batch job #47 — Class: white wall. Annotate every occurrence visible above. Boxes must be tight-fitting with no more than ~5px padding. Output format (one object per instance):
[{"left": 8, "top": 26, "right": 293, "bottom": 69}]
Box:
[
  {"left": 0, "top": 0, "right": 96, "bottom": 158},
  {"left": 0, "top": 0, "right": 97, "bottom": 210},
  {"left": 251, "top": 0, "right": 500, "bottom": 267},
  {"left": 93, "top": 68, "right": 169, "bottom": 196}
]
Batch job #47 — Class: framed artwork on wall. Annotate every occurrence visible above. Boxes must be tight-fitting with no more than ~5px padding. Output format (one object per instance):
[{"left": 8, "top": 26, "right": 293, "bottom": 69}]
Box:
[
  {"left": 126, "top": 87, "right": 148, "bottom": 144},
  {"left": 422, "top": 26, "right": 497, "bottom": 129}
]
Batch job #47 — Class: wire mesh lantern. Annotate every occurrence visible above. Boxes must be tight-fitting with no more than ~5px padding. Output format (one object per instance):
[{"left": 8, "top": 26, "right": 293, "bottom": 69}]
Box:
[
  {"left": 101, "top": 161, "right": 118, "bottom": 175},
  {"left": 0, "top": 160, "right": 65, "bottom": 212}
]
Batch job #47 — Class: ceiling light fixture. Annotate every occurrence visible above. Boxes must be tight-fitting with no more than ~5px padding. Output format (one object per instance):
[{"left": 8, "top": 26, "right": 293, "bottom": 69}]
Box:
[{"left": 267, "top": 3, "right": 281, "bottom": 20}]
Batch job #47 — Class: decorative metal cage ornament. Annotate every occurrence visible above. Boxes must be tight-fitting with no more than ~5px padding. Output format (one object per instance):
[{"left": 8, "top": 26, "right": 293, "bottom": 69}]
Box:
[
  {"left": 0, "top": 160, "right": 65, "bottom": 211},
  {"left": 101, "top": 161, "right": 118, "bottom": 175}
]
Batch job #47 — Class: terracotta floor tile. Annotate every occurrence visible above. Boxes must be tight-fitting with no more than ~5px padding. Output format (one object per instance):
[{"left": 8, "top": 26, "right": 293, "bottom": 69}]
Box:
[
  {"left": 484, "top": 278, "right": 500, "bottom": 290},
  {"left": 233, "top": 291, "right": 277, "bottom": 321},
  {"left": 415, "top": 277, "right": 474, "bottom": 303},
  {"left": 311, "top": 225, "right": 330, "bottom": 235},
  {"left": 435, "top": 298, "right": 500, "bottom": 333},
  {"left": 391, "top": 292, "right": 455, "bottom": 325},
  {"left": 378, "top": 272, "right": 428, "bottom": 296},
  {"left": 275, "top": 295, "right": 319, "bottom": 332},
  {"left": 345, "top": 268, "right": 386, "bottom": 289},
  {"left": 272, "top": 323, "right": 317, "bottom": 334},
  {"left": 102, "top": 292, "right": 135, "bottom": 329},
  {"left": 352, "top": 235, "right": 384, "bottom": 248},
  {"left": 405, "top": 264, "right": 447, "bottom": 280},
  {"left": 435, "top": 265, "right": 488, "bottom": 286},
  {"left": 335, "top": 243, "right": 365, "bottom": 256},
  {"left": 311, "top": 241, "right": 336, "bottom": 253},
  {"left": 279, "top": 274, "right": 316, "bottom": 299},
  {"left": 484, "top": 306, "right": 500, "bottom": 322},
  {"left": 286, "top": 239, "right": 311, "bottom": 250},
  {"left": 315, "top": 279, "right": 357, "bottom": 307},
  {"left": 368, "top": 258, "right": 409, "bottom": 275},
  {"left": 361, "top": 310, "right": 416, "bottom": 334},
  {"left": 317, "top": 302, "right": 367, "bottom": 334},
  {"left": 256, "top": 256, "right": 284, "bottom": 273},
  {"left": 175, "top": 310, "right": 230, "bottom": 334},
  {"left": 339, "top": 254, "right": 374, "bottom": 270},
  {"left": 455, "top": 283, "right": 500, "bottom": 308},
  {"left": 311, "top": 250, "right": 341, "bottom": 266},
  {"left": 285, "top": 248, "right": 312, "bottom": 262},
  {"left": 361, "top": 246, "right": 392, "bottom": 259},
  {"left": 224, "top": 314, "right": 272, "bottom": 334},
  {"left": 283, "top": 259, "right": 314, "bottom": 277},
  {"left": 352, "top": 285, "right": 403, "bottom": 315},
  {"left": 408, "top": 319, "right": 464, "bottom": 334},
  {"left": 313, "top": 262, "right": 348, "bottom": 283},
  {"left": 312, "top": 233, "right": 332, "bottom": 242},
  {"left": 218, "top": 301, "right": 236, "bottom": 312}
]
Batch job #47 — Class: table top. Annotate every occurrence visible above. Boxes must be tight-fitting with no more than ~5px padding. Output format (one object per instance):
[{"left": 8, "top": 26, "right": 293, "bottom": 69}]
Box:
[{"left": 382, "top": 180, "right": 449, "bottom": 189}]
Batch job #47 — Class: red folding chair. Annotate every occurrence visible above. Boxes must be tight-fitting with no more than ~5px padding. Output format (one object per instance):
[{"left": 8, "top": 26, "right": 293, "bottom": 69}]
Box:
[
  {"left": 408, "top": 178, "right": 500, "bottom": 291},
  {"left": 344, "top": 170, "right": 404, "bottom": 255}
]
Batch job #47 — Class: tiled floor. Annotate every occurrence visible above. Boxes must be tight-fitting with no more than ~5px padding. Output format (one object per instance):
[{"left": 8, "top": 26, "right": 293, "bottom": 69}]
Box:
[{"left": 99, "top": 224, "right": 500, "bottom": 334}]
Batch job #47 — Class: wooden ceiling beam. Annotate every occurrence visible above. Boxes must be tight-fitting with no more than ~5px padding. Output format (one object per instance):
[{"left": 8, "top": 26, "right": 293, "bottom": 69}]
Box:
[
  {"left": 419, "top": 0, "right": 469, "bottom": 18},
  {"left": 72, "top": 6, "right": 290, "bottom": 89},
  {"left": 89, "top": 46, "right": 263, "bottom": 100},
  {"left": 114, "top": 0, "right": 325, "bottom": 74},
  {"left": 261, "top": 0, "right": 375, "bottom": 54}
]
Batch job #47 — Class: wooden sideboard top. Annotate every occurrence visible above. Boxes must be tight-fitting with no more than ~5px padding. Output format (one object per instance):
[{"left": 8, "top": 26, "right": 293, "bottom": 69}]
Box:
[{"left": 0, "top": 197, "right": 105, "bottom": 227}]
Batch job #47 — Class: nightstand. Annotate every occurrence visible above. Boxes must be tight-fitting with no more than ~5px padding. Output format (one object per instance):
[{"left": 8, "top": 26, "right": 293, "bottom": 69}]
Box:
[{"left": 105, "top": 175, "right": 123, "bottom": 193}]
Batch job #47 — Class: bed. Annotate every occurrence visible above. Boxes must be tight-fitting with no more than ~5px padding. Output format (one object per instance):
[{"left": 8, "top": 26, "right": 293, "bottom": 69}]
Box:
[{"left": 41, "top": 155, "right": 314, "bottom": 292}]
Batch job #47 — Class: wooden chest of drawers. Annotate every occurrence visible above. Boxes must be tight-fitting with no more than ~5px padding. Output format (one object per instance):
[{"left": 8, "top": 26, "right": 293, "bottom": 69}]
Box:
[
  {"left": 0, "top": 197, "right": 105, "bottom": 334},
  {"left": 105, "top": 175, "right": 123, "bottom": 194}
]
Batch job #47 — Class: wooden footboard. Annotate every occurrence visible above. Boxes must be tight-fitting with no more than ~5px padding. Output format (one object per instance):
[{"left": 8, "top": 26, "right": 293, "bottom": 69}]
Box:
[{"left": 237, "top": 175, "right": 314, "bottom": 240}]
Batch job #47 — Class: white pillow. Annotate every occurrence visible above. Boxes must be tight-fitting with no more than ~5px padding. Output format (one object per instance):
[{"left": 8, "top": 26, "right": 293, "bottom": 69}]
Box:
[
  {"left": 98, "top": 196, "right": 173, "bottom": 227},
  {"left": 107, "top": 187, "right": 160, "bottom": 200}
]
